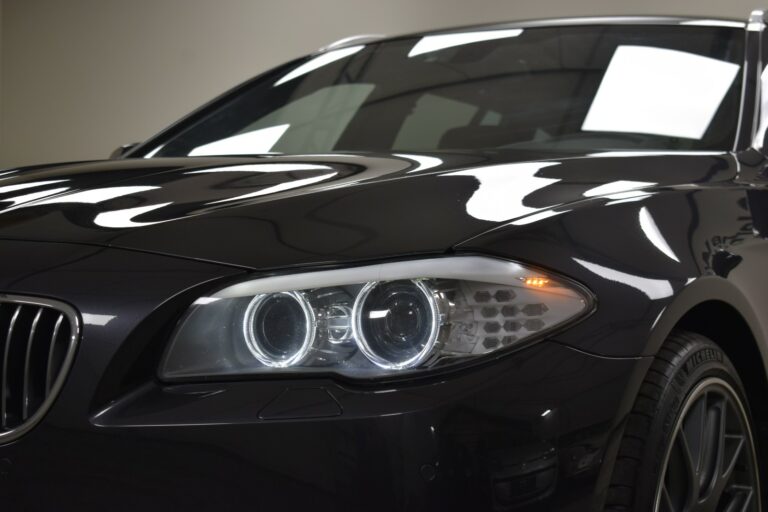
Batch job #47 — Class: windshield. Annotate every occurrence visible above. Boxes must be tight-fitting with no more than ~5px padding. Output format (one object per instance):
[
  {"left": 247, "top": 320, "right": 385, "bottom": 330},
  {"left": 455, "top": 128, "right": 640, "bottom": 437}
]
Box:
[{"left": 140, "top": 24, "right": 745, "bottom": 157}]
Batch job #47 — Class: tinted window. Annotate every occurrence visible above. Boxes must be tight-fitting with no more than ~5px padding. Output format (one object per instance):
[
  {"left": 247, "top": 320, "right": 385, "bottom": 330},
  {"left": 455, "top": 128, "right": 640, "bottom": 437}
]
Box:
[{"left": 144, "top": 25, "right": 745, "bottom": 157}]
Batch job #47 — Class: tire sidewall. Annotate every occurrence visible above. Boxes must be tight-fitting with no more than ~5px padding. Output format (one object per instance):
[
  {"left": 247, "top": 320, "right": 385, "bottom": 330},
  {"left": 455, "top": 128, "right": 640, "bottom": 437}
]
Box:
[{"left": 635, "top": 339, "right": 757, "bottom": 510}]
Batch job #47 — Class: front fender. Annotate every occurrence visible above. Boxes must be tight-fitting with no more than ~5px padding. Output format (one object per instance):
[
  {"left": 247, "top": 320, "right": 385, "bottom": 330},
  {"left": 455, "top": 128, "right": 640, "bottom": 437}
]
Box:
[
  {"left": 645, "top": 275, "right": 766, "bottom": 357},
  {"left": 455, "top": 185, "right": 768, "bottom": 360}
]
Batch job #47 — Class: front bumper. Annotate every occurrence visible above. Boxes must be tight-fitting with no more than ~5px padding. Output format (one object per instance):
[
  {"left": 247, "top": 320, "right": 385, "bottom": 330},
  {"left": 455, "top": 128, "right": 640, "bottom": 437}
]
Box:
[{"left": 0, "top": 241, "right": 651, "bottom": 511}]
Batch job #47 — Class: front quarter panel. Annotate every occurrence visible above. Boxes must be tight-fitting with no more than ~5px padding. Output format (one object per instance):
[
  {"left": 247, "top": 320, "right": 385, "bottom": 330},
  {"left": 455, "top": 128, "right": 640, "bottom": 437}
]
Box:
[{"left": 456, "top": 167, "right": 768, "bottom": 363}]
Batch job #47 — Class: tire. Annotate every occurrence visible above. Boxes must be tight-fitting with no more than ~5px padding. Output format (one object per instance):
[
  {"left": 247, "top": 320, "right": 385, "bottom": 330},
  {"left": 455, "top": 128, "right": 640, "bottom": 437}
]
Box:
[{"left": 605, "top": 330, "right": 761, "bottom": 511}]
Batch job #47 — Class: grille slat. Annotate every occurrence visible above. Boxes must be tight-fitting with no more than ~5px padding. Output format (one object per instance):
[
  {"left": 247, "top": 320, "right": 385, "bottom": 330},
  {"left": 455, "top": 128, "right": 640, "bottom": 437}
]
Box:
[
  {"left": 0, "top": 306, "right": 10, "bottom": 428},
  {"left": 46, "top": 314, "right": 65, "bottom": 395},
  {"left": 0, "top": 297, "right": 79, "bottom": 443},
  {"left": 21, "top": 308, "right": 44, "bottom": 421},
  {"left": 1, "top": 306, "right": 22, "bottom": 429}
]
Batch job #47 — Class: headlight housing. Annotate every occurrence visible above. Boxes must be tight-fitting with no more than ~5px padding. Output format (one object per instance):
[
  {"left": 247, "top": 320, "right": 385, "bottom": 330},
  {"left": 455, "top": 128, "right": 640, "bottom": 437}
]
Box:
[{"left": 160, "top": 257, "right": 593, "bottom": 380}]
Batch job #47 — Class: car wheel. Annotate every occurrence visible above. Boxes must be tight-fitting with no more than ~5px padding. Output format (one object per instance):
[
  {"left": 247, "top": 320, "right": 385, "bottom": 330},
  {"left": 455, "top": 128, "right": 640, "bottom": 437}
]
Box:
[{"left": 605, "top": 330, "right": 761, "bottom": 511}]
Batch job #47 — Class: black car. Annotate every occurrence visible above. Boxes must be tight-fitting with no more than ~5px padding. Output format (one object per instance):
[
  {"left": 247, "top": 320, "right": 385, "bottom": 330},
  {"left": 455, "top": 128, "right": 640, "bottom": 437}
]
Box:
[{"left": 1, "top": 12, "right": 766, "bottom": 512}]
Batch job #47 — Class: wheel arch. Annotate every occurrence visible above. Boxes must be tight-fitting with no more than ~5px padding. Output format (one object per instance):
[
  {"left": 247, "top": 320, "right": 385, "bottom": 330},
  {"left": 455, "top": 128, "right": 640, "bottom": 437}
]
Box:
[
  {"left": 647, "top": 276, "right": 768, "bottom": 456},
  {"left": 599, "top": 278, "right": 768, "bottom": 509}
]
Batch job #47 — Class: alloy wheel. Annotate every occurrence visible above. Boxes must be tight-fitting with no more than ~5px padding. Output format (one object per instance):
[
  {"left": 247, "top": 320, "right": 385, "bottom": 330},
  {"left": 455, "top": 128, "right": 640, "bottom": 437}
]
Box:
[{"left": 655, "top": 377, "right": 761, "bottom": 512}]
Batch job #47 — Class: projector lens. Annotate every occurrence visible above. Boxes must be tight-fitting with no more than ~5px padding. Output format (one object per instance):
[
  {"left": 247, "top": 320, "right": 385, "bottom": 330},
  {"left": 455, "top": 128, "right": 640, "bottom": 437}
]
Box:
[
  {"left": 353, "top": 280, "right": 439, "bottom": 369},
  {"left": 244, "top": 291, "right": 315, "bottom": 367}
]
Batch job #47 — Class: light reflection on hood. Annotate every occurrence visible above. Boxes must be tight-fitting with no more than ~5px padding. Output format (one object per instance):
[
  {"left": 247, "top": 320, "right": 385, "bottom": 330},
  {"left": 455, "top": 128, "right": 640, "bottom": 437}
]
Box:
[
  {"left": 185, "top": 163, "right": 333, "bottom": 175},
  {"left": 34, "top": 186, "right": 160, "bottom": 206},
  {"left": 0, "top": 180, "right": 68, "bottom": 194},
  {"left": 1, "top": 187, "right": 71, "bottom": 207},
  {"left": 395, "top": 154, "right": 443, "bottom": 173},
  {"left": 94, "top": 202, "right": 173, "bottom": 229},
  {"left": 583, "top": 180, "right": 656, "bottom": 197},
  {"left": 208, "top": 172, "right": 338, "bottom": 205},
  {"left": 444, "top": 162, "right": 560, "bottom": 222}
]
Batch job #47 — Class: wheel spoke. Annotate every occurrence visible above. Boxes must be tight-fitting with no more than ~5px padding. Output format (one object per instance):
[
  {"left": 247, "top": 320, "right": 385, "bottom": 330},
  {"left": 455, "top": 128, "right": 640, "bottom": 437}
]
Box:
[
  {"left": 740, "top": 487, "right": 755, "bottom": 512},
  {"left": 721, "top": 485, "right": 754, "bottom": 512},
  {"left": 672, "top": 428, "right": 698, "bottom": 507},
  {"left": 659, "top": 485, "right": 676, "bottom": 512},
  {"left": 677, "top": 396, "right": 709, "bottom": 504},
  {"left": 655, "top": 379, "right": 759, "bottom": 512},
  {"left": 682, "top": 395, "right": 707, "bottom": 476},
  {"left": 722, "top": 433, "right": 745, "bottom": 481},
  {"left": 697, "top": 397, "right": 722, "bottom": 495}
]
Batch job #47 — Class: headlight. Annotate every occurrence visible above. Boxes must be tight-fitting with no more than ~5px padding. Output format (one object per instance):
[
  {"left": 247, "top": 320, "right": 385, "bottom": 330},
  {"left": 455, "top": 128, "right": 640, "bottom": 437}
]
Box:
[
  {"left": 353, "top": 280, "right": 441, "bottom": 370},
  {"left": 243, "top": 291, "right": 316, "bottom": 367},
  {"left": 160, "top": 257, "right": 593, "bottom": 380}
]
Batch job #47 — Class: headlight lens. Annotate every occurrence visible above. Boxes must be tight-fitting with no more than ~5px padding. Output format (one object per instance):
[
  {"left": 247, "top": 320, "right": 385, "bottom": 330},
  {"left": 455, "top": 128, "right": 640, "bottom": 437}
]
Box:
[
  {"left": 160, "top": 257, "right": 593, "bottom": 380},
  {"left": 243, "top": 291, "right": 316, "bottom": 367},
  {"left": 353, "top": 280, "right": 441, "bottom": 370}
]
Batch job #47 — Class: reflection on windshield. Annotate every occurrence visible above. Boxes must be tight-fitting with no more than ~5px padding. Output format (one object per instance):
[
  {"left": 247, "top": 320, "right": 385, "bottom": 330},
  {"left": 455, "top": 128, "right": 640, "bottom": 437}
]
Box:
[
  {"left": 408, "top": 29, "right": 523, "bottom": 57},
  {"left": 143, "top": 25, "right": 744, "bottom": 158},
  {"left": 275, "top": 45, "right": 365, "bottom": 86},
  {"left": 582, "top": 46, "right": 740, "bottom": 139},
  {"left": 189, "top": 124, "right": 290, "bottom": 156},
  {"left": 187, "top": 84, "right": 374, "bottom": 157},
  {"left": 754, "top": 65, "right": 768, "bottom": 146}
]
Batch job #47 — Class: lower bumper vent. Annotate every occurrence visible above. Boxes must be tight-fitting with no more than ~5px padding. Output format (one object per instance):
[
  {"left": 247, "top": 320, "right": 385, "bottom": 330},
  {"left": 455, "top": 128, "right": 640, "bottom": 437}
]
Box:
[{"left": 0, "top": 295, "right": 79, "bottom": 443}]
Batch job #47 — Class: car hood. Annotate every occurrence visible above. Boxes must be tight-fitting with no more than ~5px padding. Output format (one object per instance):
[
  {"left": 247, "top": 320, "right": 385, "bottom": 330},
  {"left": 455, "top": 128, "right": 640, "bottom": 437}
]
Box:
[{"left": 0, "top": 151, "right": 736, "bottom": 269}]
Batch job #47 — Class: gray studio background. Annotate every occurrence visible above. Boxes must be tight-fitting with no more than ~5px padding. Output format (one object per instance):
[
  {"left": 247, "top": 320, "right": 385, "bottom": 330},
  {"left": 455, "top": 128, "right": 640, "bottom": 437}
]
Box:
[{"left": 0, "top": 0, "right": 763, "bottom": 168}]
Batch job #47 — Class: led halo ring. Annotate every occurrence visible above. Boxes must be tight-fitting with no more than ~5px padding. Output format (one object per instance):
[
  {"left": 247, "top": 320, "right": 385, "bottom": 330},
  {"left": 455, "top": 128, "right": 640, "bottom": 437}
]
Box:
[
  {"left": 352, "top": 279, "right": 441, "bottom": 370},
  {"left": 243, "top": 291, "right": 316, "bottom": 367}
]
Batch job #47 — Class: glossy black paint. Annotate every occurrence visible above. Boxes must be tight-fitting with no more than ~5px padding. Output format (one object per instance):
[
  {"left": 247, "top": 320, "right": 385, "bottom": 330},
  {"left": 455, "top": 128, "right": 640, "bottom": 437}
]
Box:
[
  {"left": 2, "top": 16, "right": 768, "bottom": 512},
  {"left": 0, "top": 241, "right": 650, "bottom": 510},
  {"left": 0, "top": 151, "right": 741, "bottom": 272}
]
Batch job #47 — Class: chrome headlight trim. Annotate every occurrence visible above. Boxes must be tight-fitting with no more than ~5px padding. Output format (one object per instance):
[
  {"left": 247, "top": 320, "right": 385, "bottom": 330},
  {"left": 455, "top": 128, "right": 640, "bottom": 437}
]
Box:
[{"left": 211, "top": 256, "right": 586, "bottom": 299}]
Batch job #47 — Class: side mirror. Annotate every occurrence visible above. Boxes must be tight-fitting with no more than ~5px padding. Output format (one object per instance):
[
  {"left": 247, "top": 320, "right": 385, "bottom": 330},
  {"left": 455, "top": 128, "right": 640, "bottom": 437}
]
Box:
[{"left": 110, "top": 143, "right": 140, "bottom": 159}]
